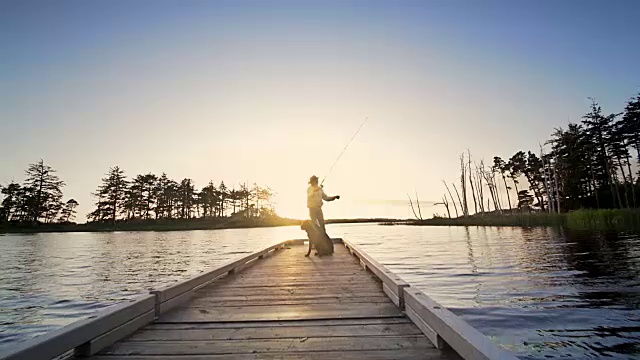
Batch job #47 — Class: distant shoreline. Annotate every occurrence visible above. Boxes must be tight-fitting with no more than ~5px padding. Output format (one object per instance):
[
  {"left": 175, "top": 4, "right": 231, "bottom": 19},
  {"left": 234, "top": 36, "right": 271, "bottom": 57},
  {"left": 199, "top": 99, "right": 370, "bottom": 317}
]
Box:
[
  {"left": 0, "top": 217, "right": 404, "bottom": 234},
  {"left": 4, "top": 210, "right": 639, "bottom": 234}
]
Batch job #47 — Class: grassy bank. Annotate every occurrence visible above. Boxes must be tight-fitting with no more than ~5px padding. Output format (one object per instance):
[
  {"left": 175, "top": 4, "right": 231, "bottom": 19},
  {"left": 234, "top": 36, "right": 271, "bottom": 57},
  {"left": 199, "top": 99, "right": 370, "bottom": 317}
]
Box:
[{"left": 407, "top": 209, "right": 640, "bottom": 231}]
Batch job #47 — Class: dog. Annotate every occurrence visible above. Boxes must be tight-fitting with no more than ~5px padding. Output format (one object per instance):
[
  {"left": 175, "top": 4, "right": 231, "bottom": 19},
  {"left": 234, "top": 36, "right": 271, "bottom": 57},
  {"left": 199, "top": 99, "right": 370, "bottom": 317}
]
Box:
[{"left": 301, "top": 220, "right": 334, "bottom": 257}]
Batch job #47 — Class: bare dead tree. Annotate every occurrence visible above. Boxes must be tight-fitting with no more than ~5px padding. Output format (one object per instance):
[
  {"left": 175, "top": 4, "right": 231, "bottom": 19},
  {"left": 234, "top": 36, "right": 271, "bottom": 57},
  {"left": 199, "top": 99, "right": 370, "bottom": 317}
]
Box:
[
  {"left": 460, "top": 153, "right": 469, "bottom": 217},
  {"left": 443, "top": 181, "right": 459, "bottom": 218},
  {"left": 478, "top": 173, "right": 485, "bottom": 213},
  {"left": 407, "top": 193, "right": 420, "bottom": 220},
  {"left": 480, "top": 163, "right": 501, "bottom": 213},
  {"left": 434, "top": 197, "right": 452, "bottom": 219},
  {"left": 491, "top": 169, "right": 503, "bottom": 211},
  {"left": 467, "top": 150, "right": 478, "bottom": 214},
  {"left": 452, "top": 183, "right": 466, "bottom": 217},
  {"left": 442, "top": 195, "right": 451, "bottom": 218},
  {"left": 474, "top": 162, "right": 485, "bottom": 213}
]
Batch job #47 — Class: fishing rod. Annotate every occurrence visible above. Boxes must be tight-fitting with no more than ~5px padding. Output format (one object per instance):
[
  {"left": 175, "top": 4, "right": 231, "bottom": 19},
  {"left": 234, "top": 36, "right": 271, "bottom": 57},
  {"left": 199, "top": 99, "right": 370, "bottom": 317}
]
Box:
[{"left": 320, "top": 116, "right": 369, "bottom": 186}]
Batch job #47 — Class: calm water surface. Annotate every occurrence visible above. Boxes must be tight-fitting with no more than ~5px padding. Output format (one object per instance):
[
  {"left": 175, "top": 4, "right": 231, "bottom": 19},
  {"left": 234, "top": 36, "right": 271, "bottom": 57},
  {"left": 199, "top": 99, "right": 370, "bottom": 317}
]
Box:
[{"left": 1, "top": 224, "right": 639, "bottom": 359}]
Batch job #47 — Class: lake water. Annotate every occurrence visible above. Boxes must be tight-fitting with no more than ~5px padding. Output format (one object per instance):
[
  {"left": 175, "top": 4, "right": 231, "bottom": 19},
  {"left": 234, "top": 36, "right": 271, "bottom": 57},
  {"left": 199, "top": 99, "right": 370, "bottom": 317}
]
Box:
[{"left": 1, "top": 224, "right": 639, "bottom": 359}]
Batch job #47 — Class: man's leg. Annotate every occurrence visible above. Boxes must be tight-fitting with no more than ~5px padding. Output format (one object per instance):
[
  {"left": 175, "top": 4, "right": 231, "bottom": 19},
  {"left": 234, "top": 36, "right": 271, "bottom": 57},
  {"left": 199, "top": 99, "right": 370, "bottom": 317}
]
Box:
[
  {"left": 316, "top": 208, "right": 326, "bottom": 233},
  {"left": 309, "top": 208, "right": 319, "bottom": 229},
  {"left": 309, "top": 207, "right": 326, "bottom": 233}
]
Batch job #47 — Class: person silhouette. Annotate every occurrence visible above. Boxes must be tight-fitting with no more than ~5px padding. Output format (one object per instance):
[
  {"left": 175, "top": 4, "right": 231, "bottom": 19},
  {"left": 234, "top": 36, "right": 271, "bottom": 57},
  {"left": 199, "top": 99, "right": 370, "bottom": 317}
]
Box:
[{"left": 306, "top": 175, "right": 339, "bottom": 233}]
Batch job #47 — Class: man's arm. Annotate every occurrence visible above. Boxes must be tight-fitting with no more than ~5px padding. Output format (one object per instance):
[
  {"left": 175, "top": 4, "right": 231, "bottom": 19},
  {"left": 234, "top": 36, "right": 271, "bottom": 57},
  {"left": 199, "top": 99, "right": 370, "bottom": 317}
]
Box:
[{"left": 321, "top": 189, "right": 340, "bottom": 201}]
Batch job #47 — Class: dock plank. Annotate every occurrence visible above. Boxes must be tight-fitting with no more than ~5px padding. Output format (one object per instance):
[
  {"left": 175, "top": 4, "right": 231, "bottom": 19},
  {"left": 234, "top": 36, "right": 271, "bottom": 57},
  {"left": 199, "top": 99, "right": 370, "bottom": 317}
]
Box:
[
  {"left": 184, "top": 295, "right": 393, "bottom": 307},
  {"left": 159, "top": 303, "right": 403, "bottom": 322},
  {"left": 92, "top": 348, "right": 459, "bottom": 360},
  {"left": 125, "top": 322, "right": 423, "bottom": 341},
  {"left": 145, "top": 317, "right": 413, "bottom": 329},
  {"left": 95, "top": 244, "right": 461, "bottom": 359},
  {"left": 101, "top": 335, "right": 434, "bottom": 355}
]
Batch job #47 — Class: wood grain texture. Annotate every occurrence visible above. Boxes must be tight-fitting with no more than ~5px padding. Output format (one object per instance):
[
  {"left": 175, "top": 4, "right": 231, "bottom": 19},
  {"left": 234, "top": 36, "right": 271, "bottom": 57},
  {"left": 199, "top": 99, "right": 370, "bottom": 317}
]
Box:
[
  {"left": 125, "top": 322, "right": 423, "bottom": 341},
  {"left": 92, "top": 347, "right": 461, "bottom": 360},
  {"left": 101, "top": 335, "right": 434, "bottom": 355}
]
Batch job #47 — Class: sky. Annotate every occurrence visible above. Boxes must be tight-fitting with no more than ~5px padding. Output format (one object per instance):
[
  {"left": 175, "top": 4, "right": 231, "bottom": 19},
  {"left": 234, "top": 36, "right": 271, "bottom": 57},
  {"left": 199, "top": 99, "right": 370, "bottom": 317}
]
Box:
[{"left": 1, "top": 0, "right": 639, "bottom": 220}]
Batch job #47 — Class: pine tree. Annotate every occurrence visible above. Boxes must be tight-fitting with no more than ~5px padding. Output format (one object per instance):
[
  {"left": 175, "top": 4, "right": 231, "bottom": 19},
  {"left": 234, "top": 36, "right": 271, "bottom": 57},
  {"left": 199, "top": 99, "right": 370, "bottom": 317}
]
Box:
[
  {"left": 621, "top": 93, "right": 640, "bottom": 163},
  {"left": 154, "top": 173, "right": 178, "bottom": 219},
  {"left": 0, "top": 182, "right": 22, "bottom": 222},
  {"left": 59, "top": 199, "right": 79, "bottom": 223},
  {"left": 91, "top": 166, "right": 128, "bottom": 223},
  {"left": 130, "top": 174, "right": 158, "bottom": 219},
  {"left": 177, "top": 179, "right": 196, "bottom": 219},
  {"left": 23, "top": 160, "right": 65, "bottom": 223}
]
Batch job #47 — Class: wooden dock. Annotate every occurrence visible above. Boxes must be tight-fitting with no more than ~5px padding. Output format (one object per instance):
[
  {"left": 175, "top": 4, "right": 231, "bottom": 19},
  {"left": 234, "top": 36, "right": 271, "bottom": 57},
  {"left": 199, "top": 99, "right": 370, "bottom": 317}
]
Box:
[{"left": 1, "top": 239, "right": 519, "bottom": 360}]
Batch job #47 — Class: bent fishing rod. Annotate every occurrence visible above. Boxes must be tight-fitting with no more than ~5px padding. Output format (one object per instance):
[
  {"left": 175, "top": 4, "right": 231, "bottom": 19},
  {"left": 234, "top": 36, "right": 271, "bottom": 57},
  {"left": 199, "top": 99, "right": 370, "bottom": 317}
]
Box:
[{"left": 320, "top": 116, "right": 369, "bottom": 186}]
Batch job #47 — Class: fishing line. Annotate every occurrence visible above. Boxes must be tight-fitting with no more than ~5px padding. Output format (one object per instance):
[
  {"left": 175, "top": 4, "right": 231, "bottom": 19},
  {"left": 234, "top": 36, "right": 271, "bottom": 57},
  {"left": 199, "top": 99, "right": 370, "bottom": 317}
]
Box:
[{"left": 320, "top": 116, "right": 369, "bottom": 186}]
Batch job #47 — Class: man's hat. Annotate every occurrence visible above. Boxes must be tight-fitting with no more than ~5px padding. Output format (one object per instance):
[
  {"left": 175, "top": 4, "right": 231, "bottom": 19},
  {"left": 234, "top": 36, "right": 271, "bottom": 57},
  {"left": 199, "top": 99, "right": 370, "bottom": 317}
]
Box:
[{"left": 309, "top": 175, "right": 319, "bottom": 184}]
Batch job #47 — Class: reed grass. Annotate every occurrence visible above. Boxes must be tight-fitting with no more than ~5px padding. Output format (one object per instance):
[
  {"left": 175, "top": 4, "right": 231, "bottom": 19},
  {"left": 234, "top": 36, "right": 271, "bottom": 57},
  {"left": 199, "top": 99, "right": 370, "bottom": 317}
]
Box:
[
  {"left": 565, "top": 209, "right": 640, "bottom": 230},
  {"left": 409, "top": 209, "right": 640, "bottom": 231}
]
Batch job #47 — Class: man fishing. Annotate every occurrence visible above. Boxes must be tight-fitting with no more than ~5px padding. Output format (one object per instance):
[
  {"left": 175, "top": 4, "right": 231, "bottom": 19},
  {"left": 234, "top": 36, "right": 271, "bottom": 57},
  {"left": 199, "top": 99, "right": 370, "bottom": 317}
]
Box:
[{"left": 307, "top": 175, "right": 339, "bottom": 233}]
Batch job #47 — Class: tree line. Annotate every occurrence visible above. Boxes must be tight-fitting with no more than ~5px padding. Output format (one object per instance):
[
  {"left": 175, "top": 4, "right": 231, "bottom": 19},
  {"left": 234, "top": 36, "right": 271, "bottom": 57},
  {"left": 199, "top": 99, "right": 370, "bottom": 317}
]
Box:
[
  {"left": 89, "top": 166, "right": 275, "bottom": 223},
  {"left": 0, "top": 160, "right": 78, "bottom": 223},
  {"left": 1, "top": 162, "right": 276, "bottom": 225},
  {"left": 432, "top": 93, "right": 640, "bottom": 218}
]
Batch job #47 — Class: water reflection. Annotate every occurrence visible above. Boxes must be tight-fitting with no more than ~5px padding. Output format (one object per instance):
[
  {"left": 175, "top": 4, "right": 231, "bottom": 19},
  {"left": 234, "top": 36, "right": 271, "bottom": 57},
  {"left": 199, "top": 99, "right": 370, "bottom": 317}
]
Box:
[
  {"left": 1, "top": 225, "right": 639, "bottom": 359},
  {"left": 332, "top": 225, "right": 640, "bottom": 360}
]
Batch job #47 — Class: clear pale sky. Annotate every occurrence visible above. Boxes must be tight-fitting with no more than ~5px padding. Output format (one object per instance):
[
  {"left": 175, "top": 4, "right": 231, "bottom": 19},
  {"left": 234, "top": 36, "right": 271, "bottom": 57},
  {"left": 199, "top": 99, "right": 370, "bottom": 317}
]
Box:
[{"left": 1, "top": 0, "right": 639, "bottom": 220}]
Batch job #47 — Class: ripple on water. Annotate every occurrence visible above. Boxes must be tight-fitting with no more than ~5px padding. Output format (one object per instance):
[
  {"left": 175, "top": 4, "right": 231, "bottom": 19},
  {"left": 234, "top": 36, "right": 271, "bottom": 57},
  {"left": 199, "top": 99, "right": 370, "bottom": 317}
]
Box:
[{"left": 1, "top": 225, "right": 640, "bottom": 359}]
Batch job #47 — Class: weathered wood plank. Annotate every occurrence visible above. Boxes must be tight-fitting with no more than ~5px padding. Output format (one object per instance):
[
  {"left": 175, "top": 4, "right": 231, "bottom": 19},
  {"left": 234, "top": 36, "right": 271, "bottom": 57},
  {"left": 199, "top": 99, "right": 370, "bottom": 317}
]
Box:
[
  {"left": 92, "top": 347, "right": 459, "bottom": 360},
  {"left": 101, "top": 335, "right": 433, "bottom": 355},
  {"left": 155, "top": 288, "right": 193, "bottom": 315},
  {"left": 158, "top": 303, "right": 404, "bottom": 322},
  {"left": 201, "top": 290, "right": 382, "bottom": 298},
  {"left": 76, "top": 309, "right": 155, "bottom": 356},
  {"left": 406, "top": 305, "right": 446, "bottom": 350},
  {"left": 126, "top": 323, "right": 423, "bottom": 341},
  {"left": 146, "top": 317, "right": 413, "bottom": 330},
  {"left": 186, "top": 293, "right": 391, "bottom": 302},
  {"left": 208, "top": 279, "right": 381, "bottom": 289},
  {"left": 219, "top": 273, "right": 382, "bottom": 281},
  {"left": 404, "top": 288, "right": 519, "bottom": 360},
  {"left": 184, "top": 296, "right": 393, "bottom": 307},
  {"left": 208, "top": 283, "right": 382, "bottom": 296}
]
